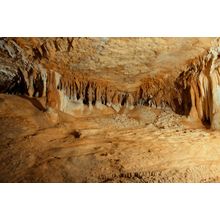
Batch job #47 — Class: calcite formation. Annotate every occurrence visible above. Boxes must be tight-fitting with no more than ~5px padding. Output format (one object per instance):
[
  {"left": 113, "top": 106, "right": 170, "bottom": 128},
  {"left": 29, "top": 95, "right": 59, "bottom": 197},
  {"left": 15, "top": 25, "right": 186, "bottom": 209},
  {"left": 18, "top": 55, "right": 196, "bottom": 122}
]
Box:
[
  {"left": 176, "top": 39, "right": 220, "bottom": 129},
  {"left": 2, "top": 37, "right": 220, "bottom": 128}
]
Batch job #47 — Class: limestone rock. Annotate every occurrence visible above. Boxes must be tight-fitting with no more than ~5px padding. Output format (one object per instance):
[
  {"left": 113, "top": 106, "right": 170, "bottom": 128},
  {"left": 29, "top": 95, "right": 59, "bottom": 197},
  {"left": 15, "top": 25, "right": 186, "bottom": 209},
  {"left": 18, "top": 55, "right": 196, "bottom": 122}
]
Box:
[{"left": 3, "top": 37, "right": 220, "bottom": 129}]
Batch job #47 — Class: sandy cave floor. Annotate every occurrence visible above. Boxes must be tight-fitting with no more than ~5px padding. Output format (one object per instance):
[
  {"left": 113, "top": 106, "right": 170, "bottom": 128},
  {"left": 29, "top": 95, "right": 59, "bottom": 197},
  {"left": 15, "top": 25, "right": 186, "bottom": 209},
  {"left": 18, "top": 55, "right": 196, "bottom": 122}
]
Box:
[{"left": 1, "top": 94, "right": 220, "bottom": 182}]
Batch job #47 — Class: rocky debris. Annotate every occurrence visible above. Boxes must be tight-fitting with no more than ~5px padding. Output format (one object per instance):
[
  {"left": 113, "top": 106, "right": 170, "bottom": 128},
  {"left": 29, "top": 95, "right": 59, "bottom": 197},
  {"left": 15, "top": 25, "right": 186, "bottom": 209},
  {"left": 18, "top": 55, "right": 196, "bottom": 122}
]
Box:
[
  {"left": 95, "top": 114, "right": 140, "bottom": 129},
  {"left": 98, "top": 167, "right": 220, "bottom": 183},
  {"left": 154, "top": 110, "right": 185, "bottom": 129}
]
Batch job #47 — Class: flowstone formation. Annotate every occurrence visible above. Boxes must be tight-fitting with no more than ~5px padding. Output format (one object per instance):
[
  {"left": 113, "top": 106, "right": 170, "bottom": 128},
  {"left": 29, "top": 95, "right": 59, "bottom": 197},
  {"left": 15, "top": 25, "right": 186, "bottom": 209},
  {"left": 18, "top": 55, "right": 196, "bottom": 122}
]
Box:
[
  {"left": 187, "top": 41, "right": 220, "bottom": 129},
  {"left": 1, "top": 37, "right": 220, "bottom": 128},
  {"left": 175, "top": 38, "right": 220, "bottom": 129}
]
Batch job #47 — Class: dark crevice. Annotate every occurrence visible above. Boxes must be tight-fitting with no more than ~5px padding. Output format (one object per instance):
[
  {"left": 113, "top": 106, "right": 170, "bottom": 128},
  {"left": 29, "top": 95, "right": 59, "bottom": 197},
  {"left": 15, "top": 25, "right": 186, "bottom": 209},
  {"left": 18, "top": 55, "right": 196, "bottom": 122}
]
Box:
[
  {"left": 19, "top": 95, "right": 46, "bottom": 111},
  {"left": 121, "top": 94, "right": 127, "bottom": 106},
  {"left": 33, "top": 48, "right": 42, "bottom": 60},
  {"left": 33, "top": 74, "right": 44, "bottom": 97},
  {"left": 0, "top": 68, "right": 28, "bottom": 95}
]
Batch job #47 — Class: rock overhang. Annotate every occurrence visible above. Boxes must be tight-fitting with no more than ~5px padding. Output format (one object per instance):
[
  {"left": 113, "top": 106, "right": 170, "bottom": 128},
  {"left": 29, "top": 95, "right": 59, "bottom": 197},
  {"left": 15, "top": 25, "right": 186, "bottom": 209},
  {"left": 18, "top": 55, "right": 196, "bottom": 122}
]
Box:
[{"left": 2, "top": 37, "right": 220, "bottom": 128}]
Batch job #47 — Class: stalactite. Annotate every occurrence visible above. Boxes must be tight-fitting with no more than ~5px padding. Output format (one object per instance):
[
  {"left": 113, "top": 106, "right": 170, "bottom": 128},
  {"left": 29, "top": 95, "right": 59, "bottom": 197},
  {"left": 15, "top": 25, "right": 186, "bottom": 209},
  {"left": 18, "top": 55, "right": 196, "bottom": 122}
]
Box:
[
  {"left": 3, "top": 37, "right": 220, "bottom": 129},
  {"left": 49, "top": 71, "right": 176, "bottom": 115},
  {"left": 46, "top": 71, "right": 60, "bottom": 110},
  {"left": 172, "top": 43, "right": 220, "bottom": 129}
]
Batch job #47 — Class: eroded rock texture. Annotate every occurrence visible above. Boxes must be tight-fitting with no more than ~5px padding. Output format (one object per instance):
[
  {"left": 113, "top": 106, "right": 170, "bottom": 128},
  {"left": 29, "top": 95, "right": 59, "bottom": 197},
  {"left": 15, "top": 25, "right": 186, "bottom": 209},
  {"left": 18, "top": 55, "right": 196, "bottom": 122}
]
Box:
[
  {"left": 175, "top": 39, "right": 220, "bottom": 129},
  {"left": 3, "top": 37, "right": 220, "bottom": 183},
  {"left": 2, "top": 37, "right": 220, "bottom": 128}
]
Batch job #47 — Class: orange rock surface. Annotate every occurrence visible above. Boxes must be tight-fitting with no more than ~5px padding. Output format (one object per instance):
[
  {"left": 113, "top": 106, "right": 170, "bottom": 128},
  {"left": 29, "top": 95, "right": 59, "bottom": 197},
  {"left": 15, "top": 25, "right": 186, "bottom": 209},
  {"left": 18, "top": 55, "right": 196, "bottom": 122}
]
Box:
[{"left": 1, "top": 37, "right": 220, "bottom": 182}]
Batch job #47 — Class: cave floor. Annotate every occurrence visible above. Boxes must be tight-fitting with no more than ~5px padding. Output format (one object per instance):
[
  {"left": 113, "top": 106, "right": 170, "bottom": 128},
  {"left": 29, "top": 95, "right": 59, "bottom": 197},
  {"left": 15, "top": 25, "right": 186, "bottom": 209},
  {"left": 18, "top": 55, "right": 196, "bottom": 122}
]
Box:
[{"left": 1, "top": 94, "right": 220, "bottom": 183}]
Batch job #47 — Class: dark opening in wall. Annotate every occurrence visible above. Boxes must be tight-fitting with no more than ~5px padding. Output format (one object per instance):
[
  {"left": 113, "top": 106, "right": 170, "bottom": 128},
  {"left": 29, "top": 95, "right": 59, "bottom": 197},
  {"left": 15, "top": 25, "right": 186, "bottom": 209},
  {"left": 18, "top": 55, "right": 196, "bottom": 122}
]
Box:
[
  {"left": 0, "top": 68, "right": 28, "bottom": 95},
  {"left": 202, "top": 117, "right": 211, "bottom": 128},
  {"left": 33, "top": 48, "right": 42, "bottom": 60},
  {"left": 83, "top": 83, "right": 90, "bottom": 105},
  {"left": 174, "top": 73, "right": 192, "bottom": 116},
  {"left": 76, "top": 92, "right": 80, "bottom": 100},
  {"left": 83, "top": 92, "right": 89, "bottom": 104},
  {"left": 121, "top": 94, "right": 127, "bottom": 106},
  {"left": 33, "top": 74, "right": 44, "bottom": 97}
]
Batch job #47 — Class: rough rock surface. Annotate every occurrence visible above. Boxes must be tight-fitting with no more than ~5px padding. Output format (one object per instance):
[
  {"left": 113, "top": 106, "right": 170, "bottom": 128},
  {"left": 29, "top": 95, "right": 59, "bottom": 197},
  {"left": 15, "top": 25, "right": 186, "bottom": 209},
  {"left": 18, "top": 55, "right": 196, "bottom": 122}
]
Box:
[
  {"left": 1, "top": 37, "right": 220, "bottom": 183},
  {"left": 1, "top": 94, "right": 220, "bottom": 183},
  {"left": 0, "top": 37, "right": 216, "bottom": 123}
]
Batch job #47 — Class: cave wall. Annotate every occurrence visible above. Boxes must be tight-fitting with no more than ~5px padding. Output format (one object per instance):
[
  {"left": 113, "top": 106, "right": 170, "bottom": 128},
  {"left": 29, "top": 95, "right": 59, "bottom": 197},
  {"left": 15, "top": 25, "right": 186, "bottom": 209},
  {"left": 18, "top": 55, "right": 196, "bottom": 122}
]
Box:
[
  {"left": 180, "top": 40, "right": 220, "bottom": 129},
  {"left": 1, "top": 37, "right": 220, "bottom": 128}
]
